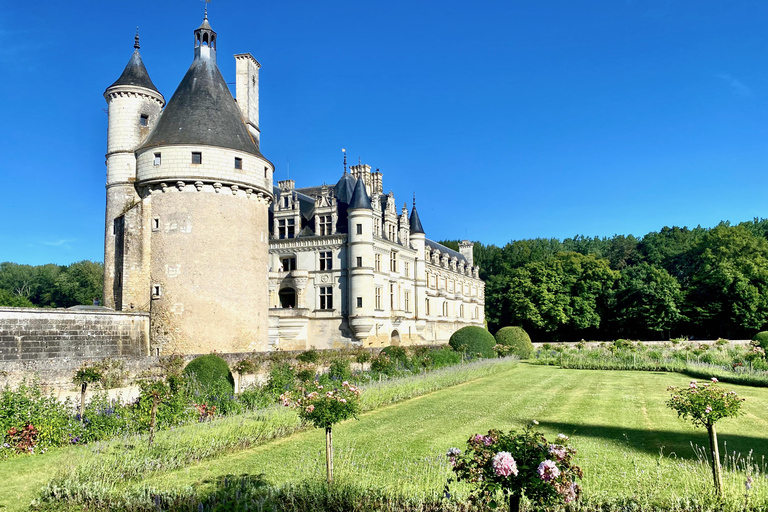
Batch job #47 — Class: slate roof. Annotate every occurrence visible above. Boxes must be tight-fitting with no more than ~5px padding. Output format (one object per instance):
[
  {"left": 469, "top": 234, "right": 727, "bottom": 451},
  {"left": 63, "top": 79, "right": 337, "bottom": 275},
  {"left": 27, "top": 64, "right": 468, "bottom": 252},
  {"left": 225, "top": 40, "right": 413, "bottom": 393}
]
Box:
[
  {"left": 409, "top": 205, "right": 425, "bottom": 234},
  {"left": 107, "top": 50, "right": 160, "bottom": 94},
  {"left": 425, "top": 239, "right": 469, "bottom": 265},
  {"left": 349, "top": 178, "right": 372, "bottom": 209},
  {"left": 140, "top": 46, "right": 262, "bottom": 156},
  {"left": 334, "top": 173, "right": 357, "bottom": 204}
]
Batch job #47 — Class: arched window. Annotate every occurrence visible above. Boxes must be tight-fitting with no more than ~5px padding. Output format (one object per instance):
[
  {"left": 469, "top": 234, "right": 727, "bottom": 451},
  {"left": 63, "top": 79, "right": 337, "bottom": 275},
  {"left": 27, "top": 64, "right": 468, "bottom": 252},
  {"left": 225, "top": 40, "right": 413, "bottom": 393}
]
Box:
[{"left": 279, "top": 287, "right": 296, "bottom": 308}]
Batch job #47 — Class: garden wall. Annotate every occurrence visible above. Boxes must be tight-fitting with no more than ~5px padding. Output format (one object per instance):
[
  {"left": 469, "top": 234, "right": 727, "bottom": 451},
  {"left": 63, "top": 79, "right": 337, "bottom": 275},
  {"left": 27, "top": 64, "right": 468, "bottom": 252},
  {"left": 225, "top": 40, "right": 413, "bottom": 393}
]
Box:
[{"left": 0, "top": 307, "right": 150, "bottom": 391}]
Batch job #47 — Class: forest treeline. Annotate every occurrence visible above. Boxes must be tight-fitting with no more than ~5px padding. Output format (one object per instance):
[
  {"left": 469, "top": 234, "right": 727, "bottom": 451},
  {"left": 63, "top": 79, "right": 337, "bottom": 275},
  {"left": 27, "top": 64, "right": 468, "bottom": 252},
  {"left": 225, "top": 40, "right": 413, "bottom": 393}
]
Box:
[
  {"left": 442, "top": 218, "right": 768, "bottom": 341},
  {"left": 0, "top": 261, "right": 103, "bottom": 308}
]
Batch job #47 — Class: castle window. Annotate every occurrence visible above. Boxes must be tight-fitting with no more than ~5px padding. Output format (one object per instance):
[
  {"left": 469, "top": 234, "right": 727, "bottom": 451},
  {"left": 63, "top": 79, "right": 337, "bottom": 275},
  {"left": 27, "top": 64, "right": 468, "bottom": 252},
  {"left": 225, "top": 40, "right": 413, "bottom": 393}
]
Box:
[
  {"left": 442, "top": 302, "right": 449, "bottom": 317},
  {"left": 265, "top": 166, "right": 269, "bottom": 180},
  {"left": 280, "top": 256, "right": 296, "bottom": 272},
  {"left": 356, "top": 224, "right": 363, "bottom": 235},
  {"left": 279, "top": 288, "right": 296, "bottom": 308},
  {"left": 319, "top": 251, "right": 332, "bottom": 271},
  {"left": 356, "top": 297, "right": 363, "bottom": 308},
  {"left": 191, "top": 152, "right": 202, "bottom": 164},
  {"left": 356, "top": 256, "right": 363, "bottom": 268},
  {"left": 152, "top": 217, "right": 160, "bottom": 231},
  {"left": 390, "top": 251, "right": 397, "bottom": 272},
  {"left": 375, "top": 287, "right": 382, "bottom": 310},
  {"left": 375, "top": 254, "right": 381, "bottom": 272},
  {"left": 234, "top": 157, "right": 243, "bottom": 170},
  {"left": 425, "top": 298, "right": 430, "bottom": 315},
  {"left": 390, "top": 283, "right": 395, "bottom": 310},
  {"left": 319, "top": 286, "right": 333, "bottom": 310},
  {"left": 404, "top": 291, "right": 410, "bottom": 313},
  {"left": 318, "top": 215, "right": 332, "bottom": 236},
  {"left": 152, "top": 285, "right": 162, "bottom": 299},
  {"left": 459, "top": 304, "right": 464, "bottom": 318},
  {"left": 140, "top": 114, "right": 149, "bottom": 127},
  {"left": 278, "top": 218, "right": 295, "bottom": 239},
  {"left": 153, "top": 153, "right": 161, "bottom": 166},
  {"left": 404, "top": 261, "right": 409, "bottom": 278}
]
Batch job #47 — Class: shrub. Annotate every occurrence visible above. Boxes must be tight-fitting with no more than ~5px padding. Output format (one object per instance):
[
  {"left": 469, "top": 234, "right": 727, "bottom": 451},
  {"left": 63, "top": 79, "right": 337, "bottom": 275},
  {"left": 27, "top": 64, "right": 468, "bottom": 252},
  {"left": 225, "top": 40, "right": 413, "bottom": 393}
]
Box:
[
  {"left": 297, "top": 349, "right": 320, "bottom": 364},
  {"left": 328, "top": 359, "right": 352, "bottom": 381},
  {"left": 381, "top": 346, "right": 409, "bottom": 366},
  {"left": 183, "top": 354, "right": 235, "bottom": 395},
  {"left": 427, "top": 347, "right": 462, "bottom": 368},
  {"left": 753, "top": 331, "right": 768, "bottom": 349},
  {"left": 495, "top": 326, "right": 533, "bottom": 359},
  {"left": 449, "top": 326, "right": 496, "bottom": 358},
  {"left": 355, "top": 350, "right": 371, "bottom": 364},
  {"left": 369, "top": 354, "right": 398, "bottom": 376},
  {"left": 263, "top": 362, "right": 297, "bottom": 400}
]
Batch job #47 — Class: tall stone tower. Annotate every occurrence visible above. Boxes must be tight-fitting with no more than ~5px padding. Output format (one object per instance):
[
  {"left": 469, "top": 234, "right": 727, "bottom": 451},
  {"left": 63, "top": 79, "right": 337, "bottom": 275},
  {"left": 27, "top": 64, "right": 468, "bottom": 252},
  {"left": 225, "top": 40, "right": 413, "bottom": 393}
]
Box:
[
  {"left": 104, "top": 14, "right": 274, "bottom": 354},
  {"left": 346, "top": 178, "right": 375, "bottom": 342},
  {"left": 103, "top": 32, "right": 165, "bottom": 312}
]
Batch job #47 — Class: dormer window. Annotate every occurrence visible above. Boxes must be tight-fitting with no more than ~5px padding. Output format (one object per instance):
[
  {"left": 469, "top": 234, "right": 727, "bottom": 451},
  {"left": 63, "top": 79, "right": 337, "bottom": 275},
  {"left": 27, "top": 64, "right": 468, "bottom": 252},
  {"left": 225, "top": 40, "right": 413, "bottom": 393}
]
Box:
[{"left": 192, "top": 152, "right": 202, "bottom": 164}]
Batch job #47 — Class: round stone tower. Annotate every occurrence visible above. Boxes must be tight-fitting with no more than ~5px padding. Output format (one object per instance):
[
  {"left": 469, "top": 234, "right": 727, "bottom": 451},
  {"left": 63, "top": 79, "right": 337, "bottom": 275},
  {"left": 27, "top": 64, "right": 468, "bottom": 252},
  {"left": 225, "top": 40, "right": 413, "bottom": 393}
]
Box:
[
  {"left": 103, "top": 32, "right": 165, "bottom": 310},
  {"left": 346, "top": 178, "right": 375, "bottom": 342},
  {"left": 135, "top": 14, "right": 274, "bottom": 354}
]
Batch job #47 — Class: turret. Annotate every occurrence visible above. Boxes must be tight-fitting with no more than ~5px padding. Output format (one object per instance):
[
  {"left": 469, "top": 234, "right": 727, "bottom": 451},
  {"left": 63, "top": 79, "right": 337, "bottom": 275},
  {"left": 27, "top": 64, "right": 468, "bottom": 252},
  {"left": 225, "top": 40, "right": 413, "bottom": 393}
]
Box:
[
  {"left": 409, "top": 196, "right": 427, "bottom": 322},
  {"left": 130, "top": 14, "right": 274, "bottom": 354},
  {"left": 347, "top": 178, "right": 375, "bottom": 342},
  {"left": 103, "top": 31, "right": 165, "bottom": 310}
]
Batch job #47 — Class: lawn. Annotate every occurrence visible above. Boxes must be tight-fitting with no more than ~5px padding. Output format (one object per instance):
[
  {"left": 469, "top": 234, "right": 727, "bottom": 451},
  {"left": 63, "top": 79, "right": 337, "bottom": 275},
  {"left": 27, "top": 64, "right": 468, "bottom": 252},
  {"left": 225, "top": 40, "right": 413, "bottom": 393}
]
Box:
[{"left": 6, "top": 363, "right": 768, "bottom": 510}]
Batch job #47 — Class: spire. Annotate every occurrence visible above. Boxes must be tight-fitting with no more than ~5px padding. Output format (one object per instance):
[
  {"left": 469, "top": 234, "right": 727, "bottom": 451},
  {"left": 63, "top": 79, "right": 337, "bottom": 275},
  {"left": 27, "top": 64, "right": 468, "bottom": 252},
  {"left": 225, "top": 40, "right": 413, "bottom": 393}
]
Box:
[
  {"left": 342, "top": 148, "right": 347, "bottom": 174},
  {"left": 409, "top": 193, "right": 425, "bottom": 234},
  {"left": 194, "top": 9, "right": 217, "bottom": 62},
  {"left": 349, "top": 178, "right": 372, "bottom": 210},
  {"left": 106, "top": 31, "right": 161, "bottom": 94}
]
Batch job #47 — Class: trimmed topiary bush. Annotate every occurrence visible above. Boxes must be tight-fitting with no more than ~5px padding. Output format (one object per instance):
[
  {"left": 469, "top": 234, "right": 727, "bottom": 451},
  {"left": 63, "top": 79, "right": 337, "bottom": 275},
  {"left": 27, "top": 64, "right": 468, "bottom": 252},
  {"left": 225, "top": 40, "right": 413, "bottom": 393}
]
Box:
[
  {"left": 495, "top": 326, "right": 534, "bottom": 359},
  {"left": 449, "top": 326, "right": 496, "bottom": 358},
  {"left": 183, "top": 354, "right": 235, "bottom": 395},
  {"left": 753, "top": 331, "right": 768, "bottom": 349}
]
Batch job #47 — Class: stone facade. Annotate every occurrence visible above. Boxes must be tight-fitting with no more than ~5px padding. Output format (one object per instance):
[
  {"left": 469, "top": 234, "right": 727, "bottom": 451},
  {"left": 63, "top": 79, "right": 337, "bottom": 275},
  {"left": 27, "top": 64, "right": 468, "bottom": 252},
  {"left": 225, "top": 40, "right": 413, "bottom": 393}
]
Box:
[{"left": 102, "top": 15, "right": 484, "bottom": 355}]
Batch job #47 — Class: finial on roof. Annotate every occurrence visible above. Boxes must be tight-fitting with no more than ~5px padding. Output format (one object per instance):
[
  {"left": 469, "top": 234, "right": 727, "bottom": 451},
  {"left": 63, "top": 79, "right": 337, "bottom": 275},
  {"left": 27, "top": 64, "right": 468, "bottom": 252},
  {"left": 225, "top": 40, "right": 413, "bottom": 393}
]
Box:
[
  {"left": 413, "top": 192, "right": 416, "bottom": 208},
  {"left": 358, "top": 157, "right": 361, "bottom": 165},
  {"left": 134, "top": 27, "right": 140, "bottom": 50},
  {"left": 342, "top": 148, "right": 347, "bottom": 174},
  {"left": 203, "top": 0, "right": 211, "bottom": 19}
]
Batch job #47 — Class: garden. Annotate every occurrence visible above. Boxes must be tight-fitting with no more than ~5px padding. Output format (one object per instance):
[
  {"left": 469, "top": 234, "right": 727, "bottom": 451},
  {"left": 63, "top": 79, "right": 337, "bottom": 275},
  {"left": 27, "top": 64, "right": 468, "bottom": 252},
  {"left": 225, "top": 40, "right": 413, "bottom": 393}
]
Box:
[{"left": 1, "top": 327, "right": 767, "bottom": 511}]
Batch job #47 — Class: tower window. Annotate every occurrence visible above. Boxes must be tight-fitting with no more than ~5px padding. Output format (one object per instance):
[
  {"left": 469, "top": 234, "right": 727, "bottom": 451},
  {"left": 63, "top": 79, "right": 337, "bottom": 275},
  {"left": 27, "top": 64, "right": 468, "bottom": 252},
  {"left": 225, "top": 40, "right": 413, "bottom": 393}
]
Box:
[
  {"left": 356, "top": 256, "right": 363, "bottom": 268},
  {"left": 265, "top": 166, "right": 269, "bottom": 180},
  {"left": 356, "top": 297, "right": 363, "bottom": 308},
  {"left": 356, "top": 224, "right": 363, "bottom": 235},
  {"left": 319, "top": 286, "right": 333, "bottom": 310},
  {"left": 140, "top": 114, "right": 149, "bottom": 127},
  {"left": 152, "top": 285, "right": 162, "bottom": 299},
  {"left": 319, "top": 251, "right": 332, "bottom": 271},
  {"left": 153, "top": 153, "right": 161, "bottom": 166},
  {"left": 192, "top": 152, "right": 202, "bottom": 164},
  {"left": 234, "top": 157, "right": 243, "bottom": 170},
  {"left": 152, "top": 217, "right": 160, "bottom": 231}
]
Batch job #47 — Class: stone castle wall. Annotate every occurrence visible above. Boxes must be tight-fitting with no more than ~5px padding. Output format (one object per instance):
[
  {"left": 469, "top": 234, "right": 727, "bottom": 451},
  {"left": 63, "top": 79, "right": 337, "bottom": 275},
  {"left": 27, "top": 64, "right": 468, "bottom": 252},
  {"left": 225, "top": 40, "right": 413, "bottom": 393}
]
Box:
[{"left": 0, "top": 308, "right": 150, "bottom": 363}]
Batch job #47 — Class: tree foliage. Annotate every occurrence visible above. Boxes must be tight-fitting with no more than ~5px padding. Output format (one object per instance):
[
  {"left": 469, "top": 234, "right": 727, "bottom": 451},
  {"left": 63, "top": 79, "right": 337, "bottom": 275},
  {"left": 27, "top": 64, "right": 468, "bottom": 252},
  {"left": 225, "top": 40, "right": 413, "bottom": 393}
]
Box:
[{"left": 0, "top": 261, "right": 103, "bottom": 308}]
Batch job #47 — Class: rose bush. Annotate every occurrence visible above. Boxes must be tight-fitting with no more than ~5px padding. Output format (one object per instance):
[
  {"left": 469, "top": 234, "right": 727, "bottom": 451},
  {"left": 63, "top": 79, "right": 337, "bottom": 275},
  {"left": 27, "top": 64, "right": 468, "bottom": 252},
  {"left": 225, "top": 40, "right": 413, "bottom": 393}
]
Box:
[{"left": 447, "top": 423, "right": 582, "bottom": 511}]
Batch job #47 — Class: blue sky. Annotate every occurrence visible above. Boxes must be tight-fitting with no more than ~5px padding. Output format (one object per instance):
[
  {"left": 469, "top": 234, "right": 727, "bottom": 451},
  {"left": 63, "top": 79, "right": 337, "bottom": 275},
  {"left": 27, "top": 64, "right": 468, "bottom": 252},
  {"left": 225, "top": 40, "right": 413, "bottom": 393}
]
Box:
[{"left": 2, "top": 0, "right": 768, "bottom": 265}]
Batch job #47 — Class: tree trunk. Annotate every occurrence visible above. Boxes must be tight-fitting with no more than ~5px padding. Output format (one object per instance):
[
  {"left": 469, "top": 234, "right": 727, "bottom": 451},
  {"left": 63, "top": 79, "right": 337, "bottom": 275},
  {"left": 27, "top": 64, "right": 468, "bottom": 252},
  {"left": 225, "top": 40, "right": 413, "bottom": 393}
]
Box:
[
  {"left": 325, "top": 426, "right": 333, "bottom": 484},
  {"left": 707, "top": 424, "right": 723, "bottom": 495},
  {"left": 148, "top": 395, "right": 160, "bottom": 447},
  {"left": 509, "top": 493, "right": 521, "bottom": 512},
  {"left": 79, "top": 383, "right": 87, "bottom": 423}
]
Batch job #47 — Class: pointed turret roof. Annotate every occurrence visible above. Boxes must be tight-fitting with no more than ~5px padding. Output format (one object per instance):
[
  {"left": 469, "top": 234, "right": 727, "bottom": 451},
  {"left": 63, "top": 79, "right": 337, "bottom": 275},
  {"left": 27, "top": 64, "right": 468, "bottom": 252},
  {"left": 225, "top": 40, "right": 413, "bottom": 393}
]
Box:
[
  {"left": 140, "top": 15, "right": 262, "bottom": 156},
  {"left": 334, "top": 171, "right": 357, "bottom": 204},
  {"left": 409, "top": 202, "right": 425, "bottom": 234},
  {"left": 107, "top": 31, "right": 160, "bottom": 93},
  {"left": 349, "top": 178, "right": 372, "bottom": 210}
]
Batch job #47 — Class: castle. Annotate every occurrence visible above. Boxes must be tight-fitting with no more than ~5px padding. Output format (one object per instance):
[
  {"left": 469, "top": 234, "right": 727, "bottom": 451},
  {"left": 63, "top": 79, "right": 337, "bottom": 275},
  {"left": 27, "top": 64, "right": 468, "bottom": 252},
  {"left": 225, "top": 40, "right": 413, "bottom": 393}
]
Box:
[{"left": 103, "top": 13, "right": 485, "bottom": 355}]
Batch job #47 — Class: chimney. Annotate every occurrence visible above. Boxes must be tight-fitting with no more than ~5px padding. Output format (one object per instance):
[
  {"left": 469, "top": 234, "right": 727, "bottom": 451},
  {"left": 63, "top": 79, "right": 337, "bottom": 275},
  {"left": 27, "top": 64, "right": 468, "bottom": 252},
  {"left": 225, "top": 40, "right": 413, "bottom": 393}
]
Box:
[
  {"left": 234, "top": 53, "right": 261, "bottom": 144},
  {"left": 459, "top": 240, "right": 474, "bottom": 266}
]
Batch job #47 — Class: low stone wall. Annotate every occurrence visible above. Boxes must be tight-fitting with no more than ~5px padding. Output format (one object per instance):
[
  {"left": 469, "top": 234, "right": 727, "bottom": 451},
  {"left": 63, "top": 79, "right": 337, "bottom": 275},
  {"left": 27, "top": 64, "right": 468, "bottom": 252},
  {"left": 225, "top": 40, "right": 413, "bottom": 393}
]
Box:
[{"left": 0, "top": 307, "right": 150, "bottom": 390}]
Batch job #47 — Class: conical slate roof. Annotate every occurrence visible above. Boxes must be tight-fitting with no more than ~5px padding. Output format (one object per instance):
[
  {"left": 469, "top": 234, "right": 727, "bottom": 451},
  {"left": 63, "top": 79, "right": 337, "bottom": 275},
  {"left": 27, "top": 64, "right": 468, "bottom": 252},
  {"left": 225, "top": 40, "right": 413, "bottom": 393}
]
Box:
[
  {"left": 140, "top": 45, "right": 261, "bottom": 156},
  {"left": 108, "top": 50, "right": 160, "bottom": 93},
  {"left": 334, "top": 172, "right": 357, "bottom": 204},
  {"left": 349, "top": 178, "right": 372, "bottom": 210},
  {"left": 409, "top": 205, "right": 425, "bottom": 234}
]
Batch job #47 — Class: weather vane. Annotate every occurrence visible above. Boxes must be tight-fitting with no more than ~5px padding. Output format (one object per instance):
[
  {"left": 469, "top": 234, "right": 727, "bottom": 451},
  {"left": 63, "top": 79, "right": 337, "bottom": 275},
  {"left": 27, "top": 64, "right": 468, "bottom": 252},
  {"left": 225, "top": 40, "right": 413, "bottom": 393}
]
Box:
[{"left": 201, "top": 0, "right": 211, "bottom": 17}]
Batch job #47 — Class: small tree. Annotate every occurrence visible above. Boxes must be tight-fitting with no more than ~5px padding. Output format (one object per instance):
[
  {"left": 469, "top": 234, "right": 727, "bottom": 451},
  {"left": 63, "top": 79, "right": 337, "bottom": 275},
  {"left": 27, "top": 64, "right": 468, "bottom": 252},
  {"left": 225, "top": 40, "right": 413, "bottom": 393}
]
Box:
[
  {"left": 666, "top": 379, "right": 745, "bottom": 495},
  {"left": 281, "top": 380, "right": 361, "bottom": 483},
  {"left": 72, "top": 364, "right": 103, "bottom": 423},
  {"left": 138, "top": 379, "right": 171, "bottom": 447}
]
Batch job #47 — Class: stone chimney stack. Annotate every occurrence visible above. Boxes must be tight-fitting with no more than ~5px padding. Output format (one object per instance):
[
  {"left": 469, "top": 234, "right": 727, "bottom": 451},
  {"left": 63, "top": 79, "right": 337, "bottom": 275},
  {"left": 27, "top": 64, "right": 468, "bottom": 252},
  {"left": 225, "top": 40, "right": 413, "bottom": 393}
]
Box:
[
  {"left": 459, "top": 240, "right": 474, "bottom": 266},
  {"left": 235, "top": 53, "right": 261, "bottom": 144}
]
